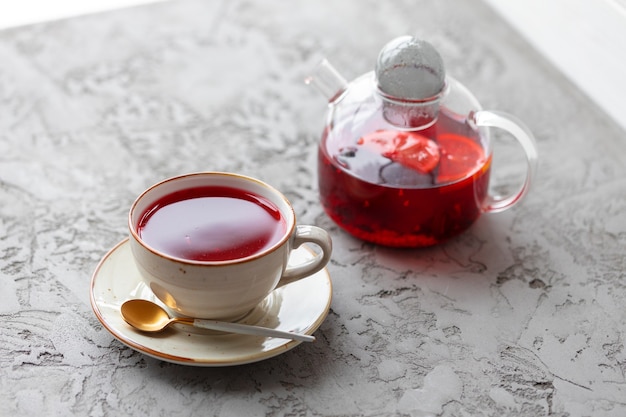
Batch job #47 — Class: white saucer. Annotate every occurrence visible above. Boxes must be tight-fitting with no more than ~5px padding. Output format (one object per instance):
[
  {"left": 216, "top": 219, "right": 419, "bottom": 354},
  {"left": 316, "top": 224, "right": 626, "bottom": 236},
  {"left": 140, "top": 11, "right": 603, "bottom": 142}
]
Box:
[{"left": 90, "top": 238, "right": 332, "bottom": 367}]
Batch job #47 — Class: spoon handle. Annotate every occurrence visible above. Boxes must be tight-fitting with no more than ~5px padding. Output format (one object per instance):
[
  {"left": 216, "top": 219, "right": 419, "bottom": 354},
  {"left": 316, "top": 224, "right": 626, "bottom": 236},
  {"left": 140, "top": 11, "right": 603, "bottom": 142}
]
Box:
[{"left": 193, "top": 319, "right": 316, "bottom": 342}]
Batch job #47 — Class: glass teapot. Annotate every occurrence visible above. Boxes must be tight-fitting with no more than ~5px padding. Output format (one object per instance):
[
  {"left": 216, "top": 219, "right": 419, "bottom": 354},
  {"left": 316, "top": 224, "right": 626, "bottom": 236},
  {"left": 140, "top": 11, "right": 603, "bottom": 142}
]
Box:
[{"left": 306, "top": 36, "right": 538, "bottom": 247}]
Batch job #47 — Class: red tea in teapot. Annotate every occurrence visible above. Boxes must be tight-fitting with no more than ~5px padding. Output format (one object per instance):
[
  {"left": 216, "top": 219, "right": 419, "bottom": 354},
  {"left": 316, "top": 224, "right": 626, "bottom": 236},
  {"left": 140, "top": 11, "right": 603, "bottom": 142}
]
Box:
[{"left": 318, "top": 110, "right": 491, "bottom": 247}]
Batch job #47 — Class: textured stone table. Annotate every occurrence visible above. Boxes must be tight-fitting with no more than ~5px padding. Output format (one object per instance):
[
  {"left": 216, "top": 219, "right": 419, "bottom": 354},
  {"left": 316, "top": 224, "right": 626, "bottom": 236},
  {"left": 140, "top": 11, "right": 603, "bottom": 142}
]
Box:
[{"left": 2, "top": 0, "right": 625, "bottom": 416}]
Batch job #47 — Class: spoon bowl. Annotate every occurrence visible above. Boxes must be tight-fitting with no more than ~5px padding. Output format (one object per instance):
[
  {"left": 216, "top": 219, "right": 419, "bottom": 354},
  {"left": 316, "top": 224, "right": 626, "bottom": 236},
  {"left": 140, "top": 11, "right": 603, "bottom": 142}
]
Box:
[{"left": 120, "top": 299, "right": 315, "bottom": 342}]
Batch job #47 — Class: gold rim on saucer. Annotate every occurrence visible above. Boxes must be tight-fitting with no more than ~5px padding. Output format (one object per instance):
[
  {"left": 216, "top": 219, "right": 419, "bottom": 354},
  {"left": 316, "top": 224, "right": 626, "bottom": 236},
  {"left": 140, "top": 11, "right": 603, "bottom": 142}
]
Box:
[{"left": 90, "top": 238, "right": 332, "bottom": 367}]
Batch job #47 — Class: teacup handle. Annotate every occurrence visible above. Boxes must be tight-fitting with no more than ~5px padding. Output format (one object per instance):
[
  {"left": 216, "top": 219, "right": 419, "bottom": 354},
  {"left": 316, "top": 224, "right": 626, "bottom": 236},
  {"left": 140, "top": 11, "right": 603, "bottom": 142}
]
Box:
[
  {"left": 472, "top": 110, "right": 539, "bottom": 213},
  {"left": 278, "top": 225, "right": 333, "bottom": 287}
]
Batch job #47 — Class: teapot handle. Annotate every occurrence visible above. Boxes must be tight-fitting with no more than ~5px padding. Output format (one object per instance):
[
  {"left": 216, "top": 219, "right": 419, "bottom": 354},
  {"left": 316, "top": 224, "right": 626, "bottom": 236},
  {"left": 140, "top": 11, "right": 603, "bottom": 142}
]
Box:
[{"left": 472, "top": 110, "right": 538, "bottom": 213}]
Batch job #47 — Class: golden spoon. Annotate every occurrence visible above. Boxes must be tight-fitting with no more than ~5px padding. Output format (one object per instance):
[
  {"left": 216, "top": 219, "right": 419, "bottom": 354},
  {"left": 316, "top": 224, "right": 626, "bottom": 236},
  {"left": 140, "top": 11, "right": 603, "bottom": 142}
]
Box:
[{"left": 120, "top": 299, "right": 315, "bottom": 342}]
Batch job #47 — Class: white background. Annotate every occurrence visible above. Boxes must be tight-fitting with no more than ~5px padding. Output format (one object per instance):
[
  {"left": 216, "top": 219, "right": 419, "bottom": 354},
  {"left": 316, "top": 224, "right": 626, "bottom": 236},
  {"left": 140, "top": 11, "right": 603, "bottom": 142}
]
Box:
[
  {"left": 0, "top": 0, "right": 162, "bottom": 30},
  {"left": 483, "top": 0, "right": 626, "bottom": 131}
]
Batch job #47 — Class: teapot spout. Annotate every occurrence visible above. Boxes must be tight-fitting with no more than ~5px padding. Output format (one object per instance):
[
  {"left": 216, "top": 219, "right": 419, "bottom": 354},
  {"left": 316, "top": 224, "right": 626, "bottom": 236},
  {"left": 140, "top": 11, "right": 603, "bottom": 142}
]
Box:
[{"left": 305, "top": 59, "right": 348, "bottom": 103}]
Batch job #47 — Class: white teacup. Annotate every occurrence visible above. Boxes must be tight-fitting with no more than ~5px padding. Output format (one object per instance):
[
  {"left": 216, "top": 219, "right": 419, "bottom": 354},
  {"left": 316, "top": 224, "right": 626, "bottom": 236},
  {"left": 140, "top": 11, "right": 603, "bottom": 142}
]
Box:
[{"left": 128, "top": 172, "right": 332, "bottom": 320}]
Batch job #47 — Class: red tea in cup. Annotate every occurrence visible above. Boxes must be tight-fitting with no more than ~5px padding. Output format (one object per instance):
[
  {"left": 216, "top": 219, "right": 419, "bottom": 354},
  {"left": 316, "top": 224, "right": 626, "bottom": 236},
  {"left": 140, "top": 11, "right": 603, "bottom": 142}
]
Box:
[
  {"left": 138, "top": 186, "right": 286, "bottom": 261},
  {"left": 128, "top": 172, "right": 332, "bottom": 319}
]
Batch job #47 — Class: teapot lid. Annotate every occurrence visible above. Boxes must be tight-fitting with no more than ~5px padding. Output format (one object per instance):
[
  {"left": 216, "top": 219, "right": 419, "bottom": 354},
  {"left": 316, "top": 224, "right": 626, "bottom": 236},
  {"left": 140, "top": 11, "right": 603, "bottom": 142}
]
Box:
[
  {"left": 375, "top": 36, "right": 446, "bottom": 101},
  {"left": 374, "top": 36, "right": 446, "bottom": 129}
]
